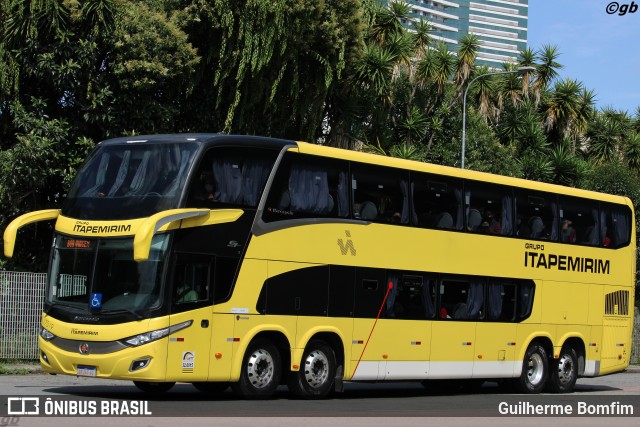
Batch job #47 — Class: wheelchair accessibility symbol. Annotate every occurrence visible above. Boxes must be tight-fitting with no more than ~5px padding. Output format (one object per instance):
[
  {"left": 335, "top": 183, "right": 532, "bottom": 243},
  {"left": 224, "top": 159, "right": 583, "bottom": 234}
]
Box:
[{"left": 90, "top": 293, "right": 102, "bottom": 308}]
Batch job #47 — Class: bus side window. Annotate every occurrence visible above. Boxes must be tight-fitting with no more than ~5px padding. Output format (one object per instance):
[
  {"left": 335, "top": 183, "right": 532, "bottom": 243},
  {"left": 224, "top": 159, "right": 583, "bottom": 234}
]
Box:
[
  {"left": 385, "top": 273, "right": 435, "bottom": 320},
  {"left": 464, "top": 181, "right": 512, "bottom": 236},
  {"left": 487, "top": 280, "right": 516, "bottom": 322},
  {"left": 263, "top": 153, "right": 349, "bottom": 221},
  {"left": 352, "top": 164, "right": 409, "bottom": 224},
  {"left": 559, "top": 196, "right": 599, "bottom": 246},
  {"left": 602, "top": 202, "right": 632, "bottom": 248},
  {"left": 515, "top": 190, "right": 558, "bottom": 241},
  {"left": 438, "top": 278, "right": 484, "bottom": 321},
  {"left": 411, "top": 173, "right": 463, "bottom": 230},
  {"left": 172, "top": 254, "right": 213, "bottom": 309}
]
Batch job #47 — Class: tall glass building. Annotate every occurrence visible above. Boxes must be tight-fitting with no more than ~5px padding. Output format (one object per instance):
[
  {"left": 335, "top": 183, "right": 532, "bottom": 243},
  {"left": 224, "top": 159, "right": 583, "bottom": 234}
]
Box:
[{"left": 389, "top": 0, "right": 528, "bottom": 66}]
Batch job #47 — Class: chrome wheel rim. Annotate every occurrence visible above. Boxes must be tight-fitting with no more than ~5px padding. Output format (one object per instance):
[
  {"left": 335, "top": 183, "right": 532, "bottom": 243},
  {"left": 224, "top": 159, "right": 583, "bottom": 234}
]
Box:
[
  {"left": 556, "top": 353, "right": 575, "bottom": 385},
  {"left": 247, "top": 348, "right": 274, "bottom": 389},
  {"left": 527, "top": 352, "right": 545, "bottom": 386},
  {"left": 303, "top": 349, "right": 330, "bottom": 388}
]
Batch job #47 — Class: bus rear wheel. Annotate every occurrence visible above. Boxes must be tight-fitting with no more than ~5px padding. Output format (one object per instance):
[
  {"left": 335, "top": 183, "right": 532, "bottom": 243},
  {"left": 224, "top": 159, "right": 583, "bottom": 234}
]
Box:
[
  {"left": 232, "top": 338, "right": 282, "bottom": 399},
  {"left": 133, "top": 381, "right": 175, "bottom": 394},
  {"left": 547, "top": 347, "right": 578, "bottom": 393},
  {"left": 513, "top": 342, "right": 548, "bottom": 393},
  {"left": 288, "top": 340, "right": 336, "bottom": 398}
]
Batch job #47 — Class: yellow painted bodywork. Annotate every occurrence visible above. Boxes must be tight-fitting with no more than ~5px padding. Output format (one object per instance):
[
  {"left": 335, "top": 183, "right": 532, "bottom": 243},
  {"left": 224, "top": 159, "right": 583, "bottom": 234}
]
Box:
[{"left": 30, "top": 141, "right": 637, "bottom": 383}]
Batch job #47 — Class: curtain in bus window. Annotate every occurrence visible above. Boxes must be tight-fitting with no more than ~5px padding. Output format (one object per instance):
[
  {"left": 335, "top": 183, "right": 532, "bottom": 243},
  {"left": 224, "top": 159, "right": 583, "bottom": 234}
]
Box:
[
  {"left": 465, "top": 281, "right": 484, "bottom": 320},
  {"left": 500, "top": 194, "right": 513, "bottom": 236},
  {"left": 165, "top": 148, "right": 192, "bottom": 197},
  {"left": 107, "top": 150, "right": 131, "bottom": 196},
  {"left": 82, "top": 153, "right": 110, "bottom": 196},
  {"left": 400, "top": 180, "right": 411, "bottom": 224},
  {"left": 610, "top": 206, "right": 629, "bottom": 247},
  {"left": 127, "top": 151, "right": 152, "bottom": 195},
  {"left": 588, "top": 208, "right": 601, "bottom": 245},
  {"left": 289, "top": 165, "right": 330, "bottom": 214},
  {"left": 337, "top": 171, "right": 349, "bottom": 217},
  {"left": 549, "top": 201, "right": 559, "bottom": 241},
  {"left": 487, "top": 281, "right": 503, "bottom": 321},
  {"left": 242, "top": 158, "right": 272, "bottom": 206},
  {"left": 212, "top": 158, "right": 243, "bottom": 204},
  {"left": 518, "top": 283, "right": 534, "bottom": 319},
  {"left": 421, "top": 276, "right": 435, "bottom": 318},
  {"left": 385, "top": 273, "right": 399, "bottom": 317},
  {"left": 409, "top": 182, "right": 418, "bottom": 225},
  {"left": 600, "top": 210, "right": 607, "bottom": 245},
  {"left": 454, "top": 188, "right": 464, "bottom": 230}
]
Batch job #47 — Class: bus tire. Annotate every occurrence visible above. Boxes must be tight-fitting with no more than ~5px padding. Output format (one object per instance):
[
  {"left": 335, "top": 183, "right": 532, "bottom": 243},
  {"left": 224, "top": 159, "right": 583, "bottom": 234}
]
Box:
[
  {"left": 513, "top": 342, "right": 548, "bottom": 394},
  {"left": 547, "top": 347, "right": 578, "bottom": 393},
  {"left": 192, "top": 382, "right": 230, "bottom": 394},
  {"left": 232, "top": 338, "right": 282, "bottom": 399},
  {"left": 133, "top": 381, "right": 175, "bottom": 394},
  {"left": 288, "top": 340, "right": 336, "bottom": 399}
]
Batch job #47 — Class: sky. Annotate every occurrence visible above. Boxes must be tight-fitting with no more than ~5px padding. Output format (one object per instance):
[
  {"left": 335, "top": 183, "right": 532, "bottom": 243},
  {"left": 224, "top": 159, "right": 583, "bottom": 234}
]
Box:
[{"left": 527, "top": 0, "right": 640, "bottom": 114}]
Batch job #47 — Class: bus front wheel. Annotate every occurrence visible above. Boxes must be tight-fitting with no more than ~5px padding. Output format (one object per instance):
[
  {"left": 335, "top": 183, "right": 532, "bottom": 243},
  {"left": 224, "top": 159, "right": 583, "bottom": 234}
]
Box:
[
  {"left": 232, "top": 338, "right": 282, "bottom": 399},
  {"left": 513, "top": 342, "right": 549, "bottom": 393},
  {"left": 133, "top": 381, "right": 175, "bottom": 394},
  {"left": 288, "top": 340, "right": 336, "bottom": 398},
  {"left": 547, "top": 347, "right": 578, "bottom": 393}
]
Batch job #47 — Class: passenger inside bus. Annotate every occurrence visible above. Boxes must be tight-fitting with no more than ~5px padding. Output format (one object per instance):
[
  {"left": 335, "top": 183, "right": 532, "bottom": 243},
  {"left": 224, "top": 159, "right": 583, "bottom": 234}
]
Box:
[{"left": 561, "top": 219, "right": 576, "bottom": 243}]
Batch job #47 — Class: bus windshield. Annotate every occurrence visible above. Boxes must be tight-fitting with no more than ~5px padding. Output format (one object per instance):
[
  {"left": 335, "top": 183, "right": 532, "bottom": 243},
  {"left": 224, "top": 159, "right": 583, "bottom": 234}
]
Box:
[
  {"left": 47, "top": 235, "right": 170, "bottom": 314},
  {"left": 64, "top": 142, "right": 199, "bottom": 220}
]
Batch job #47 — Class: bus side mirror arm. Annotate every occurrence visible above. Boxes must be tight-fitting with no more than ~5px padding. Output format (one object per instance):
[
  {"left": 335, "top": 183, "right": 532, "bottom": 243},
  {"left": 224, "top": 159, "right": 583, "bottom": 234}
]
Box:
[
  {"left": 133, "top": 208, "right": 244, "bottom": 262},
  {"left": 3, "top": 209, "right": 61, "bottom": 258}
]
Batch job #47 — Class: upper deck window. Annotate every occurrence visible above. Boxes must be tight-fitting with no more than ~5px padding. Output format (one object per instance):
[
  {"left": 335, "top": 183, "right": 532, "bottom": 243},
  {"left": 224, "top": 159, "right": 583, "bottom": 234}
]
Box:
[
  {"left": 64, "top": 142, "right": 198, "bottom": 220},
  {"left": 262, "top": 153, "right": 349, "bottom": 222},
  {"left": 186, "top": 147, "right": 278, "bottom": 209}
]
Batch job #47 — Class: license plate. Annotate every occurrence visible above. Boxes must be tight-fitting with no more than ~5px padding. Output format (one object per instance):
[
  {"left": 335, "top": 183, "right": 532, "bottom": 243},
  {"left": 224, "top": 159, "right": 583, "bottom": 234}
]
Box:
[{"left": 77, "top": 365, "right": 97, "bottom": 377}]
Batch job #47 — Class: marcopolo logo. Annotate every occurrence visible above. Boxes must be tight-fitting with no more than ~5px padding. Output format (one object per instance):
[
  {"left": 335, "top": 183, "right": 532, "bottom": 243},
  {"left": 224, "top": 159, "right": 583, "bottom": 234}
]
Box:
[
  {"left": 337, "top": 230, "right": 357, "bottom": 256},
  {"left": 606, "top": 2, "right": 638, "bottom": 15}
]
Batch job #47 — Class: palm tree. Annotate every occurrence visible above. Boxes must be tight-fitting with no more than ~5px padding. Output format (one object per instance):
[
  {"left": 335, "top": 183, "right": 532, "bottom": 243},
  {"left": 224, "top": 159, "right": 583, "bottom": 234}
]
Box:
[
  {"left": 497, "top": 64, "right": 524, "bottom": 110},
  {"left": 397, "top": 106, "right": 428, "bottom": 146},
  {"left": 455, "top": 34, "right": 480, "bottom": 97},
  {"left": 517, "top": 47, "right": 536, "bottom": 99},
  {"left": 368, "top": 0, "right": 410, "bottom": 44},
  {"left": 532, "top": 44, "right": 562, "bottom": 106},
  {"left": 353, "top": 44, "right": 395, "bottom": 98},
  {"left": 416, "top": 41, "right": 454, "bottom": 94},
  {"left": 623, "top": 132, "right": 640, "bottom": 171},
  {"left": 542, "top": 78, "right": 584, "bottom": 141},
  {"left": 471, "top": 65, "right": 497, "bottom": 122},
  {"left": 586, "top": 113, "right": 625, "bottom": 165}
]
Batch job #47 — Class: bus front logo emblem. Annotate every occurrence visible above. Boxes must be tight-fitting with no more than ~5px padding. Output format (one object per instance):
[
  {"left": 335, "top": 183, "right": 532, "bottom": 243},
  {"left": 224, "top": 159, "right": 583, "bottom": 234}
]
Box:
[
  {"left": 79, "top": 343, "right": 90, "bottom": 354},
  {"left": 337, "top": 231, "right": 356, "bottom": 256}
]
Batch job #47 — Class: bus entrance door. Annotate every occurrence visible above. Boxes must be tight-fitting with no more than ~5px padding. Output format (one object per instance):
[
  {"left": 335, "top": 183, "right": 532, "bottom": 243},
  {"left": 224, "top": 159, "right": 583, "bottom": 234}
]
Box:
[{"left": 166, "top": 307, "right": 213, "bottom": 381}]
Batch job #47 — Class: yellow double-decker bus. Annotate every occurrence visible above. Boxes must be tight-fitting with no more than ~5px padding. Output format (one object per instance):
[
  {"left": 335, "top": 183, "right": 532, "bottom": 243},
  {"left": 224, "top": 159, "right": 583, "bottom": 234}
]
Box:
[{"left": 4, "top": 134, "right": 635, "bottom": 398}]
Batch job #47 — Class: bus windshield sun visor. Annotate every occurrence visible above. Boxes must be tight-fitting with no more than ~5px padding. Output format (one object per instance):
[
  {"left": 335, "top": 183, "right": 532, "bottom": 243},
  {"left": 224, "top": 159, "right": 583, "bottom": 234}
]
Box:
[
  {"left": 4, "top": 209, "right": 61, "bottom": 258},
  {"left": 133, "top": 208, "right": 244, "bottom": 261}
]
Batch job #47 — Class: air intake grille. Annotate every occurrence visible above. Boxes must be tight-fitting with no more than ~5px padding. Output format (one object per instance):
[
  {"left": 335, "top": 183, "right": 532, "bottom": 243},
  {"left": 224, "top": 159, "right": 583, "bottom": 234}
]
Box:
[{"left": 604, "top": 290, "right": 629, "bottom": 315}]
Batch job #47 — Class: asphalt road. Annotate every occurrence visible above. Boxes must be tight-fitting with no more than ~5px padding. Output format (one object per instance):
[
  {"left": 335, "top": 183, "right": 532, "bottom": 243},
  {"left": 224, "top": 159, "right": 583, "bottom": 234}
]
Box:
[{"left": 1, "top": 368, "right": 639, "bottom": 426}]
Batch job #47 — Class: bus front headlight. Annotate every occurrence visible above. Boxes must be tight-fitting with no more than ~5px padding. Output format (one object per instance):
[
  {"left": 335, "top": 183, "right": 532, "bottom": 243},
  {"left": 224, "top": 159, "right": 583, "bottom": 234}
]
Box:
[
  {"left": 40, "top": 327, "right": 55, "bottom": 341},
  {"left": 120, "top": 320, "right": 192, "bottom": 347}
]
